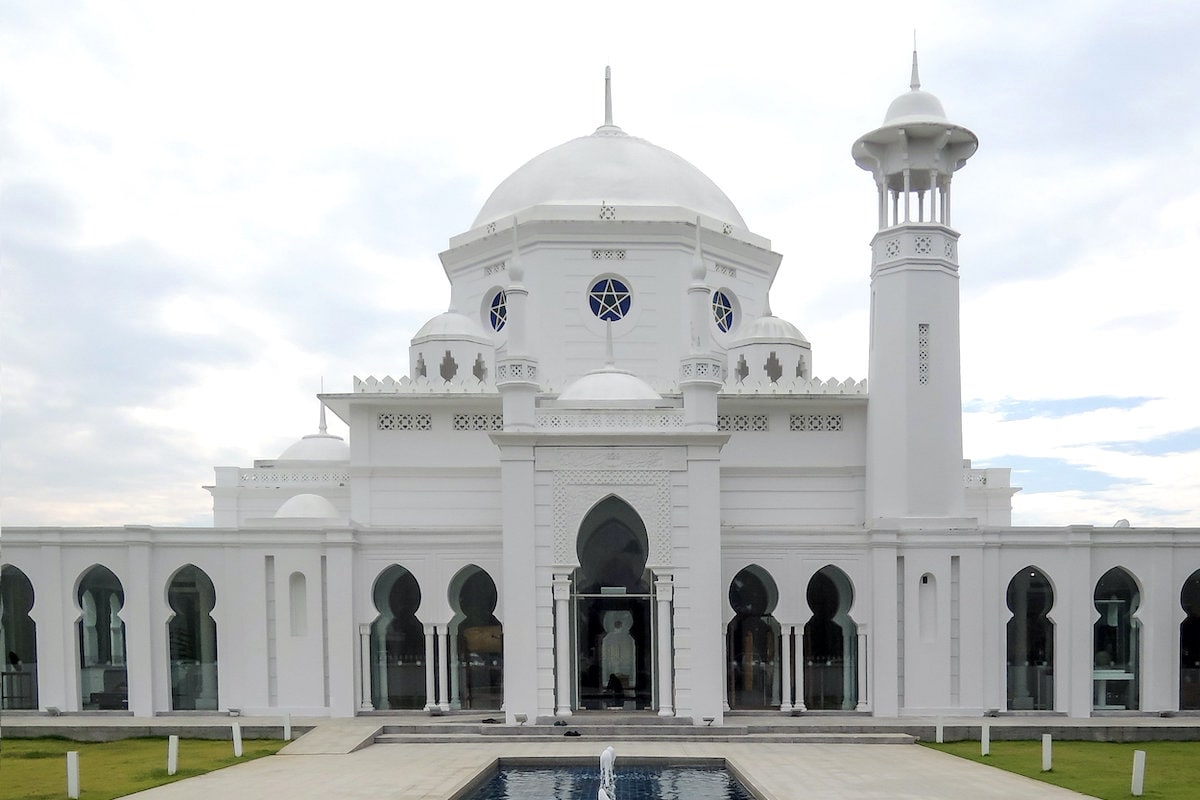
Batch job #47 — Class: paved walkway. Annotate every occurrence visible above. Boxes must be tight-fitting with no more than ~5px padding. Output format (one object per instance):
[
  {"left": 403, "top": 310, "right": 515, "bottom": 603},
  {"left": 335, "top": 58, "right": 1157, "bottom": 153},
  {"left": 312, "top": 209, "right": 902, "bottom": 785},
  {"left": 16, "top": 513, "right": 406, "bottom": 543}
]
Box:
[{"left": 117, "top": 739, "right": 1096, "bottom": 799}]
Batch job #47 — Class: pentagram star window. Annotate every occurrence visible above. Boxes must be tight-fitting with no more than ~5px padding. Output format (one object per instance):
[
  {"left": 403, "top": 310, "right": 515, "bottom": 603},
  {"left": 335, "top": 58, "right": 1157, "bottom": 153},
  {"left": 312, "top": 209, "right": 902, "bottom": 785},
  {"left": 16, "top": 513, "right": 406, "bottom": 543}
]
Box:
[
  {"left": 588, "top": 277, "right": 632, "bottom": 321},
  {"left": 712, "top": 290, "right": 735, "bottom": 333},
  {"left": 488, "top": 290, "right": 507, "bottom": 332}
]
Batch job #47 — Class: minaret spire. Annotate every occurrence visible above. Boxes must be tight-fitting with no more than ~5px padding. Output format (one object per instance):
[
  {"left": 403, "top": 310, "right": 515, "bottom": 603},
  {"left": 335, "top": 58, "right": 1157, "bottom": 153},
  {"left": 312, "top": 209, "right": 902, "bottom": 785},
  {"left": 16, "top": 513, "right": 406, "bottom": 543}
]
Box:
[
  {"left": 910, "top": 33, "right": 921, "bottom": 90},
  {"left": 604, "top": 320, "right": 615, "bottom": 367},
  {"left": 604, "top": 65, "right": 613, "bottom": 126},
  {"left": 318, "top": 378, "right": 327, "bottom": 434}
]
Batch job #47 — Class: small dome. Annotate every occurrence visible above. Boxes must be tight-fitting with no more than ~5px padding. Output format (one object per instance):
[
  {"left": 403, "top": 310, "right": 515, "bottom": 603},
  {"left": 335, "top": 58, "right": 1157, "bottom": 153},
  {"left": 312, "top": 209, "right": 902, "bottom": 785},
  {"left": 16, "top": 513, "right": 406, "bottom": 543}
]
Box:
[
  {"left": 274, "top": 493, "right": 340, "bottom": 519},
  {"left": 474, "top": 130, "right": 745, "bottom": 229},
  {"left": 412, "top": 311, "right": 492, "bottom": 345},
  {"left": 883, "top": 88, "right": 948, "bottom": 125},
  {"left": 558, "top": 366, "right": 662, "bottom": 406},
  {"left": 732, "top": 314, "right": 809, "bottom": 346},
  {"left": 279, "top": 432, "right": 350, "bottom": 462}
]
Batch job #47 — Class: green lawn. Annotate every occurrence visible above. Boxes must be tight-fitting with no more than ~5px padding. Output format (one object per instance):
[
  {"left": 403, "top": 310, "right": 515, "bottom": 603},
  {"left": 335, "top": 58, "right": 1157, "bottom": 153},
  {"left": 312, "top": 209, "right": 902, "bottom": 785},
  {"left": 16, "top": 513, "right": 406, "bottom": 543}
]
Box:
[
  {"left": 924, "top": 740, "right": 1200, "bottom": 800},
  {"left": 0, "top": 736, "right": 286, "bottom": 800}
]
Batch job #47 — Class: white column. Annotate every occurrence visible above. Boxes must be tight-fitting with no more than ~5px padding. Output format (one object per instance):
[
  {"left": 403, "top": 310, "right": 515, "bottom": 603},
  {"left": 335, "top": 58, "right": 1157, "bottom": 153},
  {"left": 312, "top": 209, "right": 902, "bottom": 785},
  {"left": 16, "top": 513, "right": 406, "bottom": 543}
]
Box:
[
  {"left": 437, "top": 626, "right": 450, "bottom": 711},
  {"left": 552, "top": 574, "right": 573, "bottom": 718},
  {"left": 796, "top": 627, "right": 808, "bottom": 712},
  {"left": 358, "top": 624, "right": 373, "bottom": 711},
  {"left": 721, "top": 629, "right": 730, "bottom": 711},
  {"left": 856, "top": 629, "right": 870, "bottom": 711},
  {"left": 655, "top": 575, "right": 674, "bottom": 717},
  {"left": 779, "top": 625, "right": 793, "bottom": 713},
  {"left": 423, "top": 625, "right": 436, "bottom": 711},
  {"left": 902, "top": 168, "right": 911, "bottom": 222},
  {"left": 449, "top": 629, "right": 461, "bottom": 710}
]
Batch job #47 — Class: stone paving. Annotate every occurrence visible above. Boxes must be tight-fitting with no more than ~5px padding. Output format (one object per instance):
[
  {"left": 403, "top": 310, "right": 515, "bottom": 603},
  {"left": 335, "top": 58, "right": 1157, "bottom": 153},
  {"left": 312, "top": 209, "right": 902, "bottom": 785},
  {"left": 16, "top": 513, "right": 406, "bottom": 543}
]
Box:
[{"left": 14, "top": 713, "right": 1194, "bottom": 798}]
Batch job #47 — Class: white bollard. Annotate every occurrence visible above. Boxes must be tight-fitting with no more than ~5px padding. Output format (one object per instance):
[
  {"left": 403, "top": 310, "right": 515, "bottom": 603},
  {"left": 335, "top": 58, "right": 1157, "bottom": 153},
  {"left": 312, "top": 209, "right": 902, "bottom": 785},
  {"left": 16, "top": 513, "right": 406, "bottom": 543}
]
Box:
[
  {"left": 66, "top": 751, "right": 80, "bottom": 799},
  {"left": 980, "top": 722, "right": 990, "bottom": 756},
  {"left": 232, "top": 721, "right": 244, "bottom": 758},
  {"left": 168, "top": 734, "right": 179, "bottom": 776},
  {"left": 935, "top": 717, "right": 944, "bottom": 744},
  {"left": 284, "top": 712, "right": 292, "bottom": 741},
  {"left": 1041, "top": 734, "right": 1052, "bottom": 772},
  {"left": 1131, "top": 750, "right": 1146, "bottom": 796}
]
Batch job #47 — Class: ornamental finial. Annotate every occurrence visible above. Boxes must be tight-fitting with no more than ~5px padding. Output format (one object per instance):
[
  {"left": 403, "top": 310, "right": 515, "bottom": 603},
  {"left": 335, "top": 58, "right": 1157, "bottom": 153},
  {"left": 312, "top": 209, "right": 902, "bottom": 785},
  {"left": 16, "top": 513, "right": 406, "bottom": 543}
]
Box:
[
  {"left": 604, "top": 66, "right": 613, "bottom": 127},
  {"left": 910, "top": 33, "right": 921, "bottom": 90}
]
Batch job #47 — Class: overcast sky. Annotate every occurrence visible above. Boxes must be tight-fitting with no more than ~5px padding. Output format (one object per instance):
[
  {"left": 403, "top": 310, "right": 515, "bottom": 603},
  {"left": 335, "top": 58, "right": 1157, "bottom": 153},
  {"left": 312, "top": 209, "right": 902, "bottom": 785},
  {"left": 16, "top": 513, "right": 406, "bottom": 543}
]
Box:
[{"left": 2, "top": 1, "right": 1197, "bottom": 529}]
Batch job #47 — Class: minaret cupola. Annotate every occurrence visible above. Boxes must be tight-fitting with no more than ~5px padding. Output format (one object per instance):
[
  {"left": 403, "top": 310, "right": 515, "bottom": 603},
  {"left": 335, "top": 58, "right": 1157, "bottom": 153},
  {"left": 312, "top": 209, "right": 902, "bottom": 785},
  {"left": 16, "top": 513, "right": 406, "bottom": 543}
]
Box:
[{"left": 852, "top": 49, "right": 978, "bottom": 231}]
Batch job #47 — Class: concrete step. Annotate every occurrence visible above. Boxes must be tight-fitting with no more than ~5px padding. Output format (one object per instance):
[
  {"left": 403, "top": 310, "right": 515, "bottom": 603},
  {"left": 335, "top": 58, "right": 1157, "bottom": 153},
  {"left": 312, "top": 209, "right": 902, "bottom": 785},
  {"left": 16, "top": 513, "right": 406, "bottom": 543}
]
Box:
[{"left": 373, "top": 731, "right": 915, "bottom": 745}]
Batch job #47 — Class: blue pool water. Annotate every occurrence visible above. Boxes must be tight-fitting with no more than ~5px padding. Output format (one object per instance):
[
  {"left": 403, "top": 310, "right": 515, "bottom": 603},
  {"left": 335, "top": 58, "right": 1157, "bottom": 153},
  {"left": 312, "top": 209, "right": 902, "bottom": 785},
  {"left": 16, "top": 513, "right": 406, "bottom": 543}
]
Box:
[{"left": 463, "top": 765, "right": 755, "bottom": 800}]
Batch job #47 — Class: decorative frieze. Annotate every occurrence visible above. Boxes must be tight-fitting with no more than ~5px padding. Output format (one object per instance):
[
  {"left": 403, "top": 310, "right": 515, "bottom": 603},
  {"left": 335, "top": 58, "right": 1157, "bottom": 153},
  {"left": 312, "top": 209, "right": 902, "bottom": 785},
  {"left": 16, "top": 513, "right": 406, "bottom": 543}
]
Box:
[
  {"left": 238, "top": 469, "right": 349, "bottom": 486},
  {"left": 377, "top": 412, "right": 432, "bottom": 431},
  {"left": 453, "top": 413, "right": 503, "bottom": 431},
  {"left": 789, "top": 414, "right": 844, "bottom": 432},
  {"left": 553, "top": 469, "right": 671, "bottom": 565},
  {"left": 537, "top": 410, "right": 685, "bottom": 432},
  {"left": 718, "top": 414, "right": 769, "bottom": 432},
  {"left": 591, "top": 248, "right": 626, "bottom": 260}
]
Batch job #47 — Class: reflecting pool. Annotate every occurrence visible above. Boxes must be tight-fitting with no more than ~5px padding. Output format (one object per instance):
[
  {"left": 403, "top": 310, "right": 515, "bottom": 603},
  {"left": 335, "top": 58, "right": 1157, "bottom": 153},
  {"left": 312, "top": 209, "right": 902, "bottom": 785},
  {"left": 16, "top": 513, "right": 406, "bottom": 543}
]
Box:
[{"left": 463, "top": 765, "right": 754, "bottom": 800}]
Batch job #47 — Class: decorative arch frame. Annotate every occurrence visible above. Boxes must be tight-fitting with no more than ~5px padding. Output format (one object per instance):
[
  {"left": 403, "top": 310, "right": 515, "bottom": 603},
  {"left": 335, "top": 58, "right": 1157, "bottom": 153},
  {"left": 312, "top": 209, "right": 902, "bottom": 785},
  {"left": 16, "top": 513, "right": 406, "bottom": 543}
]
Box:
[{"left": 554, "top": 476, "right": 671, "bottom": 567}]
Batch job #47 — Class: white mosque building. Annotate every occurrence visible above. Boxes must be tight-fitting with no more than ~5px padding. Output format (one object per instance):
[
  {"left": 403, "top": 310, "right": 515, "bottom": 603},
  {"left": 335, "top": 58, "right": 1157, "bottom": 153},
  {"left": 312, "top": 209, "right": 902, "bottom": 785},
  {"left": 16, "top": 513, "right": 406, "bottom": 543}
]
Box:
[{"left": 3, "top": 60, "right": 1199, "bottom": 724}]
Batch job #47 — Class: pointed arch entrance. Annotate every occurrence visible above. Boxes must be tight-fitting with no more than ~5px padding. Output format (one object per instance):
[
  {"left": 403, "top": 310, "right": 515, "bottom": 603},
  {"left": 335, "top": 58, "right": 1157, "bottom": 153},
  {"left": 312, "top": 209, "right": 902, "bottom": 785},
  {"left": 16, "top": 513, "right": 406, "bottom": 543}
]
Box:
[
  {"left": 572, "top": 496, "right": 654, "bottom": 711},
  {"left": 448, "top": 565, "right": 503, "bottom": 709},
  {"left": 1181, "top": 569, "right": 1200, "bottom": 710},
  {"left": 166, "top": 565, "right": 219, "bottom": 710},
  {"left": 803, "top": 565, "right": 858, "bottom": 710},
  {"left": 1093, "top": 567, "right": 1140, "bottom": 710},
  {"left": 1006, "top": 566, "right": 1054, "bottom": 710},
  {"left": 369, "top": 565, "right": 424, "bottom": 710},
  {"left": 77, "top": 565, "right": 127, "bottom": 710},
  {"left": 1, "top": 565, "right": 38, "bottom": 709},
  {"left": 726, "top": 565, "right": 780, "bottom": 710}
]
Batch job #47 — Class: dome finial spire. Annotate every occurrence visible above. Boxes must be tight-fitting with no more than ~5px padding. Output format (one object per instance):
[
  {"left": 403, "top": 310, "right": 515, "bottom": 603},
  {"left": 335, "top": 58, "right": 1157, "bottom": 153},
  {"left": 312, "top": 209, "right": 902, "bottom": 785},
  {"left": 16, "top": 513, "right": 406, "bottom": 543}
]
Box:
[
  {"left": 910, "top": 32, "right": 921, "bottom": 90},
  {"left": 318, "top": 378, "right": 327, "bottom": 434},
  {"left": 604, "top": 65, "right": 613, "bottom": 126},
  {"left": 604, "top": 320, "right": 615, "bottom": 367}
]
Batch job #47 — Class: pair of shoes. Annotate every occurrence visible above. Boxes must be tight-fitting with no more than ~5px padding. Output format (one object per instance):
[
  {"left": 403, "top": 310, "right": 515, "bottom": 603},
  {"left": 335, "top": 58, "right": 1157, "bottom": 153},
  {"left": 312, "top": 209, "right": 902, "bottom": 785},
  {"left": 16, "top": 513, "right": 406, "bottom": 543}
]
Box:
[
  {"left": 481, "top": 717, "right": 500, "bottom": 724},
  {"left": 553, "top": 720, "right": 567, "bottom": 727},
  {"left": 564, "top": 730, "right": 582, "bottom": 737}
]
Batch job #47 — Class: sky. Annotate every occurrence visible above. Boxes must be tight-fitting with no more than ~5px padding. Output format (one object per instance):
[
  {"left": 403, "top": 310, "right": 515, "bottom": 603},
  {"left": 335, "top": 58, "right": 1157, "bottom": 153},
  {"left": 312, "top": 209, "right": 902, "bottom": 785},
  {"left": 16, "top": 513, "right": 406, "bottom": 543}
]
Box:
[{"left": 2, "top": 0, "right": 1198, "bottom": 529}]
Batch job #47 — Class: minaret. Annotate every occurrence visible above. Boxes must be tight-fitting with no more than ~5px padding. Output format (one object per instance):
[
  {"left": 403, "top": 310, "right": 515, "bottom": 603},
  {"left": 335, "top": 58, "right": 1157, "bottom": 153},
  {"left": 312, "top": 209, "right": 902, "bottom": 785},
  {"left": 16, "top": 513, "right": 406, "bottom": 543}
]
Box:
[
  {"left": 853, "top": 50, "right": 979, "bottom": 526},
  {"left": 680, "top": 217, "right": 723, "bottom": 430},
  {"left": 495, "top": 219, "right": 539, "bottom": 430}
]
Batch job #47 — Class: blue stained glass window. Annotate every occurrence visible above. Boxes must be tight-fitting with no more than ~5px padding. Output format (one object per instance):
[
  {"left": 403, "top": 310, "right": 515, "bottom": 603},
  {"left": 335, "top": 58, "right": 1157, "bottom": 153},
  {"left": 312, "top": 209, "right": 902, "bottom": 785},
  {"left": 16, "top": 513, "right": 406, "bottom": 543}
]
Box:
[
  {"left": 712, "top": 290, "right": 735, "bottom": 333},
  {"left": 588, "top": 277, "right": 632, "bottom": 321},
  {"left": 489, "top": 290, "right": 507, "bottom": 332}
]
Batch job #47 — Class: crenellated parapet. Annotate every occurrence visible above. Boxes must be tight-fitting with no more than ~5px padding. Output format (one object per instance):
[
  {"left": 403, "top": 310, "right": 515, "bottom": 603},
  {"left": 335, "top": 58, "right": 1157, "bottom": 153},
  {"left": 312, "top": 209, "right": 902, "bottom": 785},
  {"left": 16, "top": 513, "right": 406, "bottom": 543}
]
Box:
[
  {"left": 353, "top": 374, "right": 499, "bottom": 394},
  {"left": 719, "top": 376, "right": 867, "bottom": 396}
]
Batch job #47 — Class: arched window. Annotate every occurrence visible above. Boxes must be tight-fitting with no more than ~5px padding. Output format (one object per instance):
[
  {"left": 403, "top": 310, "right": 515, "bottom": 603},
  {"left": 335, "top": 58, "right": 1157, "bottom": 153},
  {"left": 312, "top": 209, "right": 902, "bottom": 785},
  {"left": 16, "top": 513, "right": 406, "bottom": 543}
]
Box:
[
  {"left": 1181, "top": 569, "right": 1200, "bottom": 710},
  {"left": 727, "top": 565, "right": 780, "bottom": 710},
  {"left": 369, "top": 566, "right": 424, "bottom": 710},
  {"left": 803, "top": 566, "right": 857, "bottom": 711},
  {"left": 167, "top": 565, "right": 219, "bottom": 711},
  {"left": 1093, "top": 567, "right": 1140, "bottom": 710},
  {"left": 448, "top": 566, "right": 502, "bottom": 710},
  {"left": 1, "top": 565, "right": 38, "bottom": 710},
  {"left": 1006, "top": 567, "right": 1054, "bottom": 711},
  {"left": 77, "top": 565, "right": 127, "bottom": 710}
]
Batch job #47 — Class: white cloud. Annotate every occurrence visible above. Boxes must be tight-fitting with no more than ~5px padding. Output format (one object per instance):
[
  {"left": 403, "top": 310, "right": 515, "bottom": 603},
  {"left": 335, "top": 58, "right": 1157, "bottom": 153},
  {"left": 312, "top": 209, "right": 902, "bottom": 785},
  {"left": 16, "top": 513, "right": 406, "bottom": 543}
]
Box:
[{"left": 2, "top": 0, "right": 1197, "bottom": 527}]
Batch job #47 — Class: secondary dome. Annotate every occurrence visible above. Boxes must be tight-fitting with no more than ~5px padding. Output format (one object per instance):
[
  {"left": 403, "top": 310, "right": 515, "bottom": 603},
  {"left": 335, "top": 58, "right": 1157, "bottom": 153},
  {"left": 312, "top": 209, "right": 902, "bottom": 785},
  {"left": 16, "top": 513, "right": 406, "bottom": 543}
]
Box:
[
  {"left": 412, "top": 311, "right": 492, "bottom": 345},
  {"left": 558, "top": 366, "right": 663, "bottom": 407},
  {"left": 279, "top": 404, "right": 349, "bottom": 461},
  {"left": 733, "top": 314, "right": 810, "bottom": 346},
  {"left": 883, "top": 88, "right": 947, "bottom": 125},
  {"left": 473, "top": 128, "right": 745, "bottom": 229},
  {"left": 274, "top": 493, "right": 340, "bottom": 519}
]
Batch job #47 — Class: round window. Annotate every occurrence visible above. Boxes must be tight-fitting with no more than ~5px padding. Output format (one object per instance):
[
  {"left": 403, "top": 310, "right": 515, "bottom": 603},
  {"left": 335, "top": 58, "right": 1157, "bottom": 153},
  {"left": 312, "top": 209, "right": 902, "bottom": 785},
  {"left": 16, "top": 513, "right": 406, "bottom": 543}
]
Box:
[
  {"left": 712, "top": 290, "right": 735, "bottom": 333},
  {"left": 488, "top": 289, "right": 507, "bottom": 332},
  {"left": 588, "top": 277, "right": 632, "bottom": 322}
]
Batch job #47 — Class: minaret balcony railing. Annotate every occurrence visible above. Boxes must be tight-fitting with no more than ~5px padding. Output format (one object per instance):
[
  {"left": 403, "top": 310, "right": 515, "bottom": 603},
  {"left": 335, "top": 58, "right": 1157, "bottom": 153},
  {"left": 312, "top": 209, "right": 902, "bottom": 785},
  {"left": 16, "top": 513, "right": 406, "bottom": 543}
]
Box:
[{"left": 870, "top": 224, "right": 960, "bottom": 270}]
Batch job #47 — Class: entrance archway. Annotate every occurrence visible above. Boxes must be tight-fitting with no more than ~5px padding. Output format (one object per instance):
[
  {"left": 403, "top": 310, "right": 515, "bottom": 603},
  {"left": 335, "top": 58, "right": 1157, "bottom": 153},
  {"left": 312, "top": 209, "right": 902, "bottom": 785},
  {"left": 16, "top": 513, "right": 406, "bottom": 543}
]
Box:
[
  {"left": 803, "top": 565, "right": 857, "bottom": 710},
  {"left": 1093, "top": 567, "right": 1140, "bottom": 710},
  {"left": 77, "top": 565, "right": 127, "bottom": 710},
  {"left": 726, "top": 565, "right": 780, "bottom": 710},
  {"left": 1, "top": 565, "right": 38, "bottom": 709},
  {"left": 369, "top": 565, "right": 424, "bottom": 710},
  {"left": 448, "top": 566, "right": 502, "bottom": 709},
  {"left": 1006, "top": 566, "right": 1054, "bottom": 710},
  {"left": 1181, "top": 569, "right": 1200, "bottom": 710},
  {"left": 573, "top": 496, "right": 653, "bottom": 711},
  {"left": 166, "top": 565, "right": 219, "bottom": 710}
]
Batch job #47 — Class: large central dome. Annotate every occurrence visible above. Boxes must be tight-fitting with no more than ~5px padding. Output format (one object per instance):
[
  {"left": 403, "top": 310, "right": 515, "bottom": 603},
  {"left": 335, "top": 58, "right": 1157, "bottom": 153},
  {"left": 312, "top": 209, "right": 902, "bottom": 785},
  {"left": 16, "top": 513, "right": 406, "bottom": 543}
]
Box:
[{"left": 473, "top": 125, "right": 746, "bottom": 229}]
